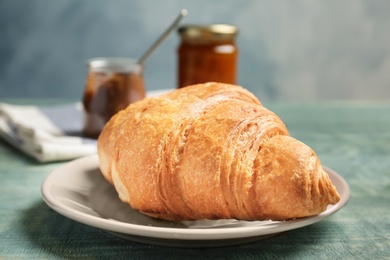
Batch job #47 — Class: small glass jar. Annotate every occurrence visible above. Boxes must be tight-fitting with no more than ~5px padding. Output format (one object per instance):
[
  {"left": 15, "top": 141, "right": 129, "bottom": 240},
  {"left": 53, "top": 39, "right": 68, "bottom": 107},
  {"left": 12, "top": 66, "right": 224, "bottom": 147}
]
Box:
[
  {"left": 177, "top": 24, "right": 238, "bottom": 88},
  {"left": 82, "top": 58, "right": 145, "bottom": 139}
]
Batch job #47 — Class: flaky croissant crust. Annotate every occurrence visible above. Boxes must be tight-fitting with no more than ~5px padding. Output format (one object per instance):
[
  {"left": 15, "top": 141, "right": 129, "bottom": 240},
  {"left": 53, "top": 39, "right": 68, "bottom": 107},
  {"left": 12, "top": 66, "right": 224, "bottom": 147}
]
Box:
[{"left": 98, "top": 82, "right": 340, "bottom": 221}]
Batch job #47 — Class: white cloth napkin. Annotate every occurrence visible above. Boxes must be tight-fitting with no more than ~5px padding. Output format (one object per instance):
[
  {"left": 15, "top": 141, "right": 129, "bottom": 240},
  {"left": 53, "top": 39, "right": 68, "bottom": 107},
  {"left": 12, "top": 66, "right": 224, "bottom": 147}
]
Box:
[
  {"left": 0, "top": 102, "right": 97, "bottom": 162},
  {"left": 0, "top": 89, "right": 172, "bottom": 163}
]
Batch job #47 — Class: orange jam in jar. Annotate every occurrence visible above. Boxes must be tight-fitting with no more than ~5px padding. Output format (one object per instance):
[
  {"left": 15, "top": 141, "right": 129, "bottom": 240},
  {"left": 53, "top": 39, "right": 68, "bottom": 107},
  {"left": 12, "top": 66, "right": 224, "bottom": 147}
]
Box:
[{"left": 177, "top": 24, "right": 238, "bottom": 88}]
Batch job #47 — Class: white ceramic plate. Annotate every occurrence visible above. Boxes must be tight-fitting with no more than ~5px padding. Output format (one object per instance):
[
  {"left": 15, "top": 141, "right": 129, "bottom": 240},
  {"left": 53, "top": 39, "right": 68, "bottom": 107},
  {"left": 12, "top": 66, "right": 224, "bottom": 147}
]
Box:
[{"left": 41, "top": 154, "right": 349, "bottom": 247}]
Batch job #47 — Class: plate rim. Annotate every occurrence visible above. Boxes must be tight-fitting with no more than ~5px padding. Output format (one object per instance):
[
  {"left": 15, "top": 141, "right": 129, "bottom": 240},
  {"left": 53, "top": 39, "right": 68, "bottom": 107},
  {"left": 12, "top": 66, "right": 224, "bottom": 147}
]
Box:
[{"left": 41, "top": 154, "right": 350, "bottom": 241}]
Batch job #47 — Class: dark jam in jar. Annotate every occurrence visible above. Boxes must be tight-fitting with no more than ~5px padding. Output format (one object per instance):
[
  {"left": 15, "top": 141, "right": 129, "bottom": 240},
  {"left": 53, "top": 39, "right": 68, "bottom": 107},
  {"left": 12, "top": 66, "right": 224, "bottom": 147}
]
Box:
[
  {"left": 82, "top": 58, "right": 145, "bottom": 139},
  {"left": 177, "top": 24, "right": 238, "bottom": 88}
]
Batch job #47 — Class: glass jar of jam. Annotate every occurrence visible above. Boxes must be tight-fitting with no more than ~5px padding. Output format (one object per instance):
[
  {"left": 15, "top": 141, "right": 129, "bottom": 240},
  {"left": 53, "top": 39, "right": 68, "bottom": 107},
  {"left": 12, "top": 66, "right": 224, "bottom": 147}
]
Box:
[
  {"left": 177, "top": 24, "right": 238, "bottom": 88},
  {"left": 82, "top": 57, "right": 145, "bottom": 139}
]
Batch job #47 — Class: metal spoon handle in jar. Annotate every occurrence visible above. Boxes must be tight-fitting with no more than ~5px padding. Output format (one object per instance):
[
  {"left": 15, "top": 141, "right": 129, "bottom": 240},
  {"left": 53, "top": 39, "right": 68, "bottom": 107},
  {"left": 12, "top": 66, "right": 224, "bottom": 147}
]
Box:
[{"left": 137, "top": 9, "right": 188, "bottom": 65}]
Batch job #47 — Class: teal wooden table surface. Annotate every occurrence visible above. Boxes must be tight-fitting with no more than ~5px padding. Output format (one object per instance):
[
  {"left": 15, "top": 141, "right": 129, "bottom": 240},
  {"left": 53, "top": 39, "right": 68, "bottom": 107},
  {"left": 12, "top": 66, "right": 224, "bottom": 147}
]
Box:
[{"left": 0, "top": 101, "right": 389, "bottom": 259}]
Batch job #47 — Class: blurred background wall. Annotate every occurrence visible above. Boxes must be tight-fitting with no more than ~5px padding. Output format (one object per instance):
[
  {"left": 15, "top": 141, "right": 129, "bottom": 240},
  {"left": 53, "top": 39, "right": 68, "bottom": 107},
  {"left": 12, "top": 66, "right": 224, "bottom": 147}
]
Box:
[{"left": 1, "top": 0, "right": 390, "bottom": 102}]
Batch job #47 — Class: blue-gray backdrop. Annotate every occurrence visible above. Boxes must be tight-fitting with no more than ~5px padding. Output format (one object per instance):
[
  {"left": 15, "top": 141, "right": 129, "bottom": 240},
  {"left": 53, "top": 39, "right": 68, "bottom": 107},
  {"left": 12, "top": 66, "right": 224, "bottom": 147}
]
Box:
[{"left": 1, "top": 0, "right": 390, "bottom": 101}]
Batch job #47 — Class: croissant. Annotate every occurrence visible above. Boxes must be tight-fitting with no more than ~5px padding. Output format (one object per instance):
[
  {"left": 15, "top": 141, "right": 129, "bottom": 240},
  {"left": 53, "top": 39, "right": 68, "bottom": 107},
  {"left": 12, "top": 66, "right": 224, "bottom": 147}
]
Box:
[{"left": 97, "top": 82, "right": 340, "bottom": 221}]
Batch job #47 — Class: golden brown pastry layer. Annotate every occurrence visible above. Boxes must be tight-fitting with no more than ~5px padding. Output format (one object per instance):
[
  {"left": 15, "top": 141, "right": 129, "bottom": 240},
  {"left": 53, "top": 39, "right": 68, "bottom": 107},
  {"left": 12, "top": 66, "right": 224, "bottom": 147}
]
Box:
[{"left": 98, "top": 82, "right": 340, "bottom": 221}]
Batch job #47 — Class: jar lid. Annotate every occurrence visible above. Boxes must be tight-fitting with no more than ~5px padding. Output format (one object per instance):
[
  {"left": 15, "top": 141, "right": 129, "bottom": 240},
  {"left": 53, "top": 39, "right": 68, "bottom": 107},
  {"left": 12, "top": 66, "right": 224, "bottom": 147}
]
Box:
[{"left": 178, "top": 24, "right": 238, "bottom": 41}]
